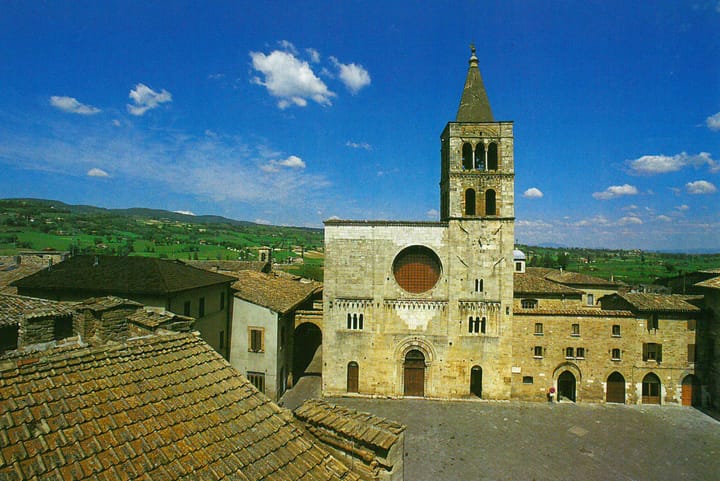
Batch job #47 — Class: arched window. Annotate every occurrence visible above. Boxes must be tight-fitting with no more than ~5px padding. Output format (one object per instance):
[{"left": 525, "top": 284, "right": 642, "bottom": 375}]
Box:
[
  {"left": 481, "top": 317, "right": 486, "bottom": 334},
  {"left": 347, "top": 362, "right": 359, "bottom": 393},
  {"left": 474, "top": 278, "right": 484, "bottom": 292},
  {"left": 474, "top": 143, "right": 485, "bottom": 170},
  {"left": 347, "top": 313, "right": 352, "bottom": 329},
  {"left": 359, "top": 314, "right": 364, "bottom": 330},
  {"left": 487, "top": 142, "right": 498, "bottom": 170},
  {"left": 485, "top": 189, "right": 496, "bottom": 216},
  {"left": 465, "top": 189, "right": 476, "bottom": 216},
  {"left": 462, "top": 143, "right": 473, "bottom": 170},
  {"left": 352, "top": 314, "right": 358, "bottom": 329}
]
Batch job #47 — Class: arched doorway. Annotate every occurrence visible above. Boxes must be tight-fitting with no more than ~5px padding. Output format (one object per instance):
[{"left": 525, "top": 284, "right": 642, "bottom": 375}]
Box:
[
  {"left": 403, "top": 349, "right": 425, "bottom": 397},
  {"left": 470, "top": 365, "right": 482, "bottom": 398},
  {"left": 681, "top": 375, "right": 700, "bottom": 407},
  {"left": 557, "top": 371, "right": 576, "bottom": 402},
  {"left": 293, "top": 322, "right": 322, "bottom": 378},
  {"left": 642, "top": 372, "right": 661, "bottom": 404},
  {"left": 347, "top": 362, "right": 359, "bottom": 393},
  {"left": 606, "top": 372, "right": 625, "bottom": 404}
]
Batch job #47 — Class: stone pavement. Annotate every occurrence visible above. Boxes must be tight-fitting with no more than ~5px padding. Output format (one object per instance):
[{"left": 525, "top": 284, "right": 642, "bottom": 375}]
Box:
[{"left": 326, "top": 398, "right": 720, "bottom": 481}]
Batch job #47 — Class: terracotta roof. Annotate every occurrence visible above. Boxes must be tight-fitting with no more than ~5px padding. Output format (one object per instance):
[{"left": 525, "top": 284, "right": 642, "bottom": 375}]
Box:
[
  {"left": 515, "top": 308, "right": 634, "bottom": 317},
  {"left": 609, "top": 293, "right": 701, "bottom": 313},
  {"left": 514, "top": 273, "right": 582, "bottom": 296},
  {"left": 0, "top": 260, "right": 45, "bottom": 295},
  {"left": 696, "top": 276, "right": 720, "bottom": 290},
  {"left": 11, "top": 255, "right": 234, "bottom": 295},
  {"left": 294, "top": 399, "right": 405, "bottom": 452},
  {"left": 232, "top": 271, "right": 322, "bottom": 314},
  {"left": 0, "top": 294, "right": 75, "bottom": 327},
  {"left": 76, "top": 296, "right": 143, "bottom": 311},
  {"left": 543, "top": 270, "right": 619, "bottom": 287},
  {"left": 184, "top": 260, "right": 271, "bottom": 275},
  {"left": 0, "top": 332, "right": 365, "bottom": 481},
  {"left": 127, "top": 308, "right": 195, "bottom": 331}
]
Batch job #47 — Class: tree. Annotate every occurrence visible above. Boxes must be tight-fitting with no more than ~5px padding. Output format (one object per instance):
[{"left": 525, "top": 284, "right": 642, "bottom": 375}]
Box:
[{"left": 557, "top": 252, "right": 570, "bottom": 270}]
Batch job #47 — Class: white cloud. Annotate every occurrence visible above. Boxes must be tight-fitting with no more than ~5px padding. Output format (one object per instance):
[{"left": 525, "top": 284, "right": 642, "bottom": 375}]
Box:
[
  {"left": 331, "top": 57, "right": 371, "bottom": 94},
  {"left": 707, "top": 112, "right": 720, "bottom": 131},
  {"left": 618, "top": 216, "right": 643, "bottom": 225},
  {"left": 574, "top": 215, "right": 611, "bottom": 226},
  {"left": 254, "top": 218, "right": 272, "bottom": 225},
  {"left": 346, "top": 141, "right": 372, "bottom": 150},
  {"left": 174, "top": 210, "right": 196, "bottom": 216},
  {"left": 207, "top": 73, "right": 225, "bottom": 80},
  {"left": 250, "top": 49, "right": 335, "bottom": 109},
  {"left": 260, "top": 155, "right": 307, "bottom": 172},
  {"left": 592, "top": 184, "right": 638, "bottom": 200},
  {"left": 676, "top": 204, "right": 690, "bottom": 211},
  {"left": 306, "top": 48, "right": 320, "bottom": 63},
  {"left": 426, "top": 209, "right": 439, "bottom": 219},
  {"left": 656, "top": 215, "right": 672, "bottom": 222},
  {"left": 523, "top": 187, "right": 543, "bottom": 198},
  {"left": 278, "top": 40, "right": 298, "bottom": 55},
  {"left": 87, "top": 168, "right": 109, "bottom": 177},
  {"left": 50, "top": 96, "right": 101, "bottom": 115},
  {"left": 112, "top": 119, "right": 122, "bottom": 127},
  {"left": 686, "top": 180, "right": 717, "bottom": 194},
  {"left": 127, "top": 83, "right": 172, "bottom": 116},
  {"left": 627, "top": 152, "right": 719, "bottom": 175}
]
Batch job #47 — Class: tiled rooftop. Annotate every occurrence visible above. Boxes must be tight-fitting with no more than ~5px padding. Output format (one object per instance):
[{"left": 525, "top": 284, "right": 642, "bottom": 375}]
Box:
[
  {"left": 184, "top": 260, "right": 271, "bottom": 275},
  {"left": 12, "top": 255, "right": 235, "bottom": 295},
  {"left": 294, "top": 399, "right": 405, "bottom": 452},
  {"left": 515, "top": 308, "right": 634, "bottom": 317},
  {"left": 0, "top": 332, "right": 365, "bottom": 481},
  {"left": 232, "top": 271, "right": 322, "bottom": 314},
  {"left": 696, "top": 275, "right": 720, "bottom": 290},
  {"left": 0, "top": 259, "right": 45, "bottom": 295},
  {"left": 612, "top": 292, "right": 701, "bottom": 313},
  {"left": 0, "top": 294, "right": 75, "bottom": 327},
  {"left": 543, "top": 270, "right": 619, "bottom": 287},
  {"left": 513, "top": 272, "right": 582, "bottom": 296}
]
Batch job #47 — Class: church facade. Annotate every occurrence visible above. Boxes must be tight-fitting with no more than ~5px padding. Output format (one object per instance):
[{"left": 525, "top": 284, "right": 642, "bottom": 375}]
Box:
[{"left": 323, "top": 48, "right": 516, "bottom": 399}]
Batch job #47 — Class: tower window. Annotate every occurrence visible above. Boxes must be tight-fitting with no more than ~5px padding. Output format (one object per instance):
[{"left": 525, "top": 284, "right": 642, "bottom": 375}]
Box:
[
  {"left": 465, "top": 189, "right": 476, "bottom": 216},
  {"left": 474, "top": 278, "right": 484, "bottom": 293},
  {"left": 462, "top": 143, "right": 473, "bottom": 170},
  {"left": 474, "top": 143, "right": 486, "bottom": 170},
  {"left": 485, "top": 189, "right": 496, "bottom": 216},
  {"left": 487, "top": 142, "right": 498, "bottom": 170}
]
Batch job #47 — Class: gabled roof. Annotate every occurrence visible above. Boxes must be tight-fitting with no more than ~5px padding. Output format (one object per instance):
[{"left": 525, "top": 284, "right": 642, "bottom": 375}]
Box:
[
  {"left": 232, "top": 271, "right": 322, "bottom": 314},
  {"left": 543, "top": 270, "right": 619, "bottom": 288},
  {"left": 12, "top": 255, "right": 234, "bottom": 295},
  {"left": 0, "top": 293, "right": 75, "bottom": 327},
  {"left": 604, "top": 292, "right": 701, "bottom": 313},
  {"left": 514, "top": 272, "right": 582, "bottom": 296},
  {"left": 455, "top": 45, "right": 494, "bottom": 122},
  {"left": 696, "top": 275, "right": 720, "bottom": 290},
  {"left": 0, "top": 332, "right": 365, "bottom": 481},
  {"left": 184, "top": 259, "right": 271, "bottom": 275}
]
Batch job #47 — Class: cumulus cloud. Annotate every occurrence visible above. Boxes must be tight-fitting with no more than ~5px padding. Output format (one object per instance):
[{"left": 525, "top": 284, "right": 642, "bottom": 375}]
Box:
[
  {"left": 627, "top": 152, "right": 719, "bottom": 175},
  {"left": 50, "top": 96, "right": 101, "bottom": 115},
  {"left": 260, "top": 155, "right": 307, "bottom": 172},
  {"left": 330, "top": 57, "right": 371, "bottom": 94},
  {"left": 174, "top": 210, "right": 196, "bottom": 216},
  {"left": 676, "top": 204, "right": 690, "bottom": 211},
  {"left": 250, "top": 49, "right": 335, "bottom": 109},
  {"left": 707, "top": 112, "right": 720, "bottom": 131},
  {"left": 686, "top": 180, "right": 717, "bottom": 194},
  {"left": 346, "top": 141, "right": 372, "bottom": 150},
  {"left": 254, "top": 218, "right": 272, "bottom": 225},
  {"left": 523, "top": 187, "right": 544, "bottom": 199},
  {"left": 592, "top": 184, "right": 639, "bottom": 200},
  {"left": 87, "top": 168, "right": 109, "bottom": 177},
  {"left": 618, "top": 216, "right": 643, "bottom": 225},
  {"left": 574, "top": 215, "right": 612, "bottom": 227},
  {"left": 306, "top": 48, "right": 320, "bottom": 63},
  {"left": 127, "top": 83, "right": 172, "bottom": 116},
  {"left": 426, "top": 209, "right": 439, "bottom": 219},
  {"left": 656, "top": 215, "right": 672, "bottom": 222}
]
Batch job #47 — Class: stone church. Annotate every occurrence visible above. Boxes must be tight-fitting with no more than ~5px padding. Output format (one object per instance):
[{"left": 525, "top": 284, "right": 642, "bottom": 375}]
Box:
[{"left": 323, "top": 47, "right": 516, "bottom": 399}]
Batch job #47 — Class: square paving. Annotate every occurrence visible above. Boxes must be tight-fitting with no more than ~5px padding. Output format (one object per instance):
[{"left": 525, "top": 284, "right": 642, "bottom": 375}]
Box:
[{"left": 329, "top": 398, "right": 720, "bottom": 481}]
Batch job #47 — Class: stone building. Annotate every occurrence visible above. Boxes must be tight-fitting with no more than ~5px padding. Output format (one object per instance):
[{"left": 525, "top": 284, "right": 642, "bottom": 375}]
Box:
[
  {"left": 323, "top": 47, "right": 516, "bottom": 399},
  {"left": 696, "top": 275, "right": 720, "bottom": 410},
  {"left": 11, "top": 254, "right": 234, "bottom": 358}
]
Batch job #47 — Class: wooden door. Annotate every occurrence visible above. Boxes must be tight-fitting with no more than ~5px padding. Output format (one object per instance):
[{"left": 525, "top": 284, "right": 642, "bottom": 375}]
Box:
[
  {"left": 606, "top": 372, "right": 625, "bottom": 404},
  {"left": 404, "top": 350, "right": 425, "bottom": 397},
  {"left": 681, "top": 375, "right": 699, "bottom": 406},
  {"left": 347, "top": 362, "right": 359, "bottom": 393},
  {"left": 642, "top": 373, "right": 661, "bottom": 404}
]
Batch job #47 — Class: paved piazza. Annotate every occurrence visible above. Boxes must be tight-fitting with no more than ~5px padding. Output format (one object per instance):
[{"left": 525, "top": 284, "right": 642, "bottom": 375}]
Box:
[{"left": 329, "top": 397, "right": 720, "bottom": 481}]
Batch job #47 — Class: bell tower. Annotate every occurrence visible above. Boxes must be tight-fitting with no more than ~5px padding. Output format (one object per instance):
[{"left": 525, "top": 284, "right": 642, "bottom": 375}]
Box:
[{"left": 440, "top": 45, "right": 514, "bottom": 221}]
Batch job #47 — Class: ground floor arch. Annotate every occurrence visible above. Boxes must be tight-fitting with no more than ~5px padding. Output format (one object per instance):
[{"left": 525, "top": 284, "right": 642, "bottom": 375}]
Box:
[
  {"left": 557, "top": 371, "right": 576, "bottom": 402},
  {"left": 642, "top": 372, "right": 661, "bottom": 404},
  {"left": 681, "top": 374, "right": 701, "bottom": 407},
  {"left": 470, "top": 365, "right": 482, "bottom": 398},
  {"left": 606, "top": 372, "right": 625, "bottom": 404},
  {"left": 293, "top": 322, "right": 321, "bottom": 379},
  {"left": 404, "top": 349, "right": 426, "bottom": 397}
]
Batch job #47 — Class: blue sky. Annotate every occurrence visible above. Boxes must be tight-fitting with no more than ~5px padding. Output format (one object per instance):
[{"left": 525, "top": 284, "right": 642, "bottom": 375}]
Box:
[{"left": 1, "top": 1, "right": 719, "bottom": 251}]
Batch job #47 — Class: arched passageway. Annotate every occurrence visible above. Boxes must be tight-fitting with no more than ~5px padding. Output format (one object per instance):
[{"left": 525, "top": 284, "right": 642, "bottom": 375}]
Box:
[
  {"left": 293, "top": 322, "right": 322, "bottom": 378},
  {"left": 558, "top": 371, "right": 576, "bottom": 402},
  {"left": 403, "top": 349, "right": 426, "bottom": 397},
  {"left": 470, "top": 365, "right": 482, "bottom": 398},
  {"left": 642, "top": 372, "right": 661, "bottom": 404},
  {"left": 606, "top": 372, "right": 625, "bottom": 404}
]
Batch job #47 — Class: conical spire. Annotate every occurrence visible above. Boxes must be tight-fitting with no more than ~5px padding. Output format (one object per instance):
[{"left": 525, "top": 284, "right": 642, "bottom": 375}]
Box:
[{"left": 455, "top": 44, "right": 494, "bottom": 122}]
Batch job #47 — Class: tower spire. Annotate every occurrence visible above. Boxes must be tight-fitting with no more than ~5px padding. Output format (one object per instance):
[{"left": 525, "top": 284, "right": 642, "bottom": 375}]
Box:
[{"left": 455, "top": 44, "right": 494, "bottom": 122}]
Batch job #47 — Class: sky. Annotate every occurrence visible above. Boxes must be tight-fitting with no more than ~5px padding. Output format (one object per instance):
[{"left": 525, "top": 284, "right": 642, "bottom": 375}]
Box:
[{"left": 1, "top": 1, "right": 719, "bottom": 251}]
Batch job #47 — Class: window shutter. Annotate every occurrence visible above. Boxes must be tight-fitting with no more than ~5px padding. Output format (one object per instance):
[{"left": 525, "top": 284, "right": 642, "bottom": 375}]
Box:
[
  {"left": 688, "top": 344, "right": 696, "bottom": 363},
  {"left": 642, "top": 343, "right": 648, "bottom": 361},
  {"left": 657, "top": 344, "right": 662, "bottom": 363}
]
